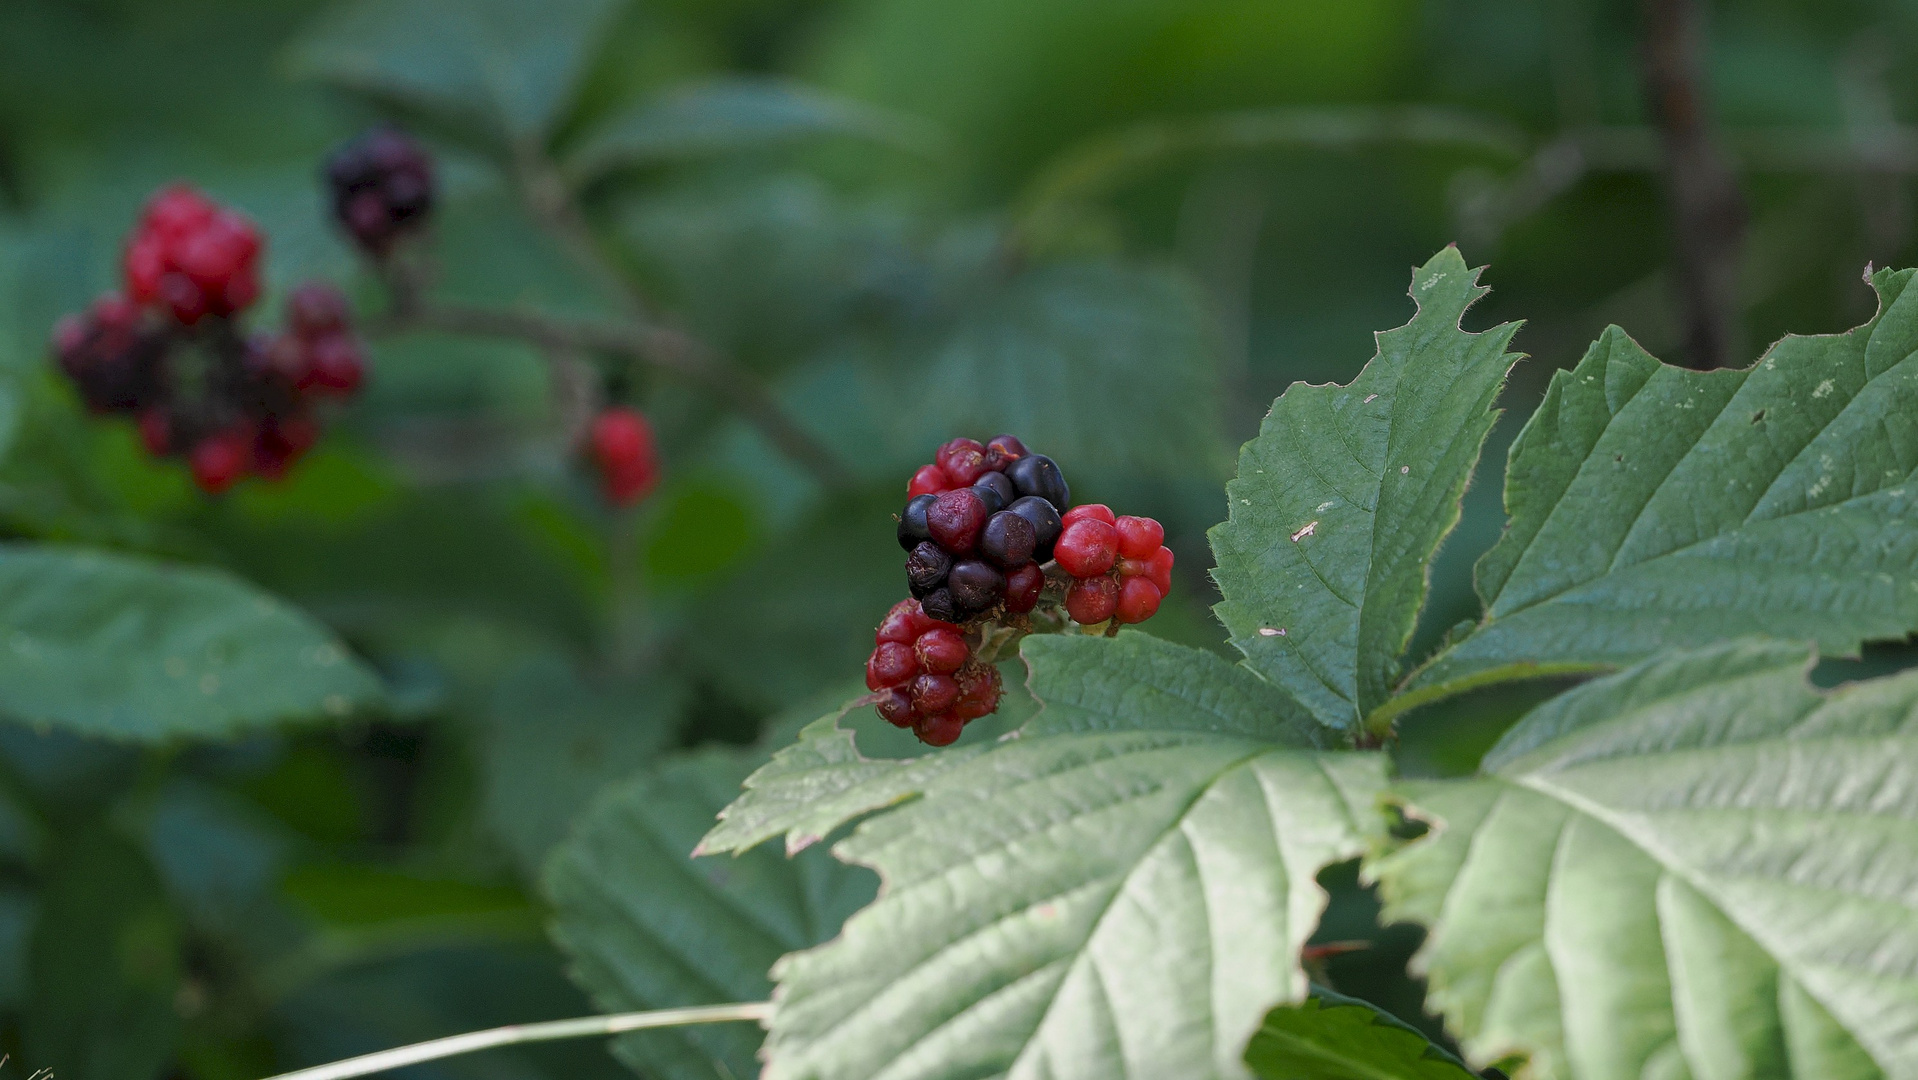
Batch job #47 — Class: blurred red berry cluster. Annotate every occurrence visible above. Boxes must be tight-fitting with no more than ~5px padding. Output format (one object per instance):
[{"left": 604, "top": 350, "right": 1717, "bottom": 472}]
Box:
[{"left": 51, "top": 185, "right": 368, "bottom": 493}]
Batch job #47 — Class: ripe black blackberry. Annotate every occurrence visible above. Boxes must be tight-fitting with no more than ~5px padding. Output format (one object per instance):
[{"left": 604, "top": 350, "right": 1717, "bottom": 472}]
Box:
[
  {"left": 324, "top": 126, "right": 435, "bottom": 256},
  {"left": 895, "top": 435, "right": 1072, "bottom": 619}
]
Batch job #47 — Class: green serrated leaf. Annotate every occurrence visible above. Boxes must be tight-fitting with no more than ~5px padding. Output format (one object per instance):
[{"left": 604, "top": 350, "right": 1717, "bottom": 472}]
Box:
[
  {"left": 1245, "top": 987, "right": 1478, "bottom": 1080},
  {"left": 546, "top": 748, "right": 877, "bottom": 1080},
  {"left": 1211, "top": 247, "right": 1522, "bottom": 732},
  {"left": 757, "top": 632, "right": 1386, "bottom": 1080},
  {"left": 290, "top": 0, "right": 621, "bottom": 141},
  {"left": 1403, "top": 277, "right": 1918, "bottom": 709},
  {"left": 0, "top": 545, "right": 382, "bottom": 740},
  {"left": 1369, "top": 640, "right": 1916, "bottom": 1078},
  {"left": 566, "top": 77, "right": 942, "bottom": 184}
]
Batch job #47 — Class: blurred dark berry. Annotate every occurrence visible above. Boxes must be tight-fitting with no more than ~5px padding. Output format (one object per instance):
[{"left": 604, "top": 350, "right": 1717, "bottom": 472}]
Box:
[{"left": 325, "top": 126, "right": 435, "bottom": 256}]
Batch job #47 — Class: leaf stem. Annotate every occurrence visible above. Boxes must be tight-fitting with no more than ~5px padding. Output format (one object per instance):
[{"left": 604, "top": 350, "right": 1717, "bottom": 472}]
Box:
[{"left": 256, "top": 1002, "right": 773, "bottom": 1080}]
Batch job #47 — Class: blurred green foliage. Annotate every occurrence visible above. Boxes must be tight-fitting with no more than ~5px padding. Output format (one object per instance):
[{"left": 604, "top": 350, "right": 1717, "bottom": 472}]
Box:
[{"left": 2, "top": 0, "right": 1916, "bottom": 1075}]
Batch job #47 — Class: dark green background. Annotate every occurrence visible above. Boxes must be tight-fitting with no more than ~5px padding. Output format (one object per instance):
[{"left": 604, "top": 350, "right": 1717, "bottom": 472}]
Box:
[{"left": 0, "top": 0, "right": 1912, "bottom": 1076}]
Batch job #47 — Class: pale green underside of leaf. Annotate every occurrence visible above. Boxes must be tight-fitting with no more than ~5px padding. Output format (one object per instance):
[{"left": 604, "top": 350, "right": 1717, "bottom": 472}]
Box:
[
  {"left": 745, "top": 633, "right": 1383, "bottom": 1080},
  {"left": 545, "top": 749, "right": 877, "bottom": 1080},
  {"left": 1210, "top": 246, "right": 1521, "bottom": 731},
  {"left": 291, "top": 0, "right": 620, "bottom": 139},
  {"left": 1244, "top": 987, "right": 1477, "bottom": 1080},
  {"left": 1409, "top": 272, "right": 1918, "bottom": 699},
  {"left": 1370, "top": 640, "right": 1918, "bottom": 1079},
  {"left": 0, "top": 544, "right": 381, "bottom": 740},
  {"left": 566, "top": 78, "right": 942, "bottom": 184}
]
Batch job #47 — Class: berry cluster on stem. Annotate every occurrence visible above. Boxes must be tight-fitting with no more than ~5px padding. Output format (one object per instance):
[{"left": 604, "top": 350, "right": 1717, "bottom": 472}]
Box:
[
  {"left": 52, "top": 185, "right": 372, "bottom": 493},
  {"left": 869, "top": 435, "right": 1174, "bottom": 743}
]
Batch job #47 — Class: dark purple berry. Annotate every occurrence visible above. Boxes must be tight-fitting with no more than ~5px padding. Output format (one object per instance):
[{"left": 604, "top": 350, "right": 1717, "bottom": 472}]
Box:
[
  {"left": 1006, "top": 453, "right": 1069, "bottom": 511},
  {"left": 979, "top": 511, "right": 1036, "bottom": 570},
  {"left": 927, "top": 488, "right": 988, "bottom": 553},
  {"left": 921, "top": 588, "right": 960, "bottom": 623},
  {"left": 947, "top": 559, "right": 1006, "bottom": 614},
  {"left": 898, "top": 492, "right": 936, "bottom": 550},
  {"left": 1005, "top": 496, "right": 1063, "bottom": 562},
  {"left": 324, "top": 126, "right": 435, "bottom": 255},
  {"left": 971, "top": 470, "right": 1015, "bottom": 514},
  {"left": 906, "top": 541, "right": 952, "bottom": 593}
]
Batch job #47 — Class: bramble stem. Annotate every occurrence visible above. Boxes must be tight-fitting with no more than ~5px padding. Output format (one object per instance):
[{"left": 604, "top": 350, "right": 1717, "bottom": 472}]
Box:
[
  {"left": 371, "top": 300, "right": 852, "bottom": 489},
  {"left": 257, "top": 1002, "right": 773, "bottom": 1080}
]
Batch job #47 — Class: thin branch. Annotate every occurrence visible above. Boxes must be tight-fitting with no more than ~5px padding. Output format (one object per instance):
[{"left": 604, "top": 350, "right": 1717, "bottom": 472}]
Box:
[
  {"left": 258, "top": 1002, "right": 774, "bottom": 1080},
  {"left": 1641, "top": 0, "right": 1747, "bottom": 369},
  {"left": 371, "top": 300, "right": 853, "bottom": 489}
]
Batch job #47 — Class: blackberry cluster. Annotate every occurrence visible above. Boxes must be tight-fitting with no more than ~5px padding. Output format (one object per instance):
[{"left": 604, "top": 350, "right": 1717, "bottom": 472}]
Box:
[
  {"left": 865, "top": 598, "right": 1005, "bottom": 746},
  {"left": 897, "top": 435, "right": 1067, "bottom": 623},
  {"left": 588, "top": 406, "right": 661, "bottom": 507},
  {"left": 50, "top": 186, "right": 367, "bottom": 494},
  {"left": 872, "top": 435, "right": 1176, "bottom": 744},
  {"left": 324, "top": 126, "right": 435, "bottom": 256}
]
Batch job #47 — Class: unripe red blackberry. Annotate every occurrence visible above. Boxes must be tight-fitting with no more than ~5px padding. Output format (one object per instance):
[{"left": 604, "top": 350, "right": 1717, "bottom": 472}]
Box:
[
  {"left": 935, "top": 437, "right": 989, "bottom": 486},
  {"left": 287, "top": 281, "right": 351, "bottom": 337},
  {"left": 876, "top": 687, "right": 914, "bottom": 727},
  {"left": 952, "top": 664, "right": 1002, "bottom": 721},
  {"left": 1054, "top": 518, "right": 1119, "bottom": 578},
  {"left": 1114, "top": 515, "right": 1165, "bottom": 559},
  {"left": 1114, "top": 577, "right": 1164, "bottom": 624},
  {"left": 866, "top": 641, "right": 917, "bottom": 690},
  {"left": 876, "top": 598, "right": 949, "bottom": 644},
  {"left": 1003, "top": 563, "right": 1045, "bottom": 613},
  {"left": 916, "top": 711, "right": 964, "bottom": 746},
  {"left": 926, "top": 488, "right": 988, "bottom": 553},
  {"left": 124, "top": 185, "right": 262, "bottom": 324},
  {"left": 1065, "top": 575, "right": 1119, "bottom": 624},
  {"left": 914, "top": 627, "right": 968, "bottom": 674},
  {"left": 253, "top": 415, "right": 319, "bottom": 480},
  {"left": 589, "top": 406, "right": 660, "bottom": 507},
  {"left": 325, "top": 126, "right": 435, "bottom": 256},
  {"left": 189, "top": 427, "right": 251, "bottom": 494},
  {"left": 305, "top": 335, "right": 366, "bottom": 394},
  {"left": 1062, "top": 503, "right": 1115, "bottom": 528},
  {"left": 907, "top": 464, "right": 949, "bottom": 498},
  {"left": 911, "top": 673, "right": 959, "bottom": 714}
]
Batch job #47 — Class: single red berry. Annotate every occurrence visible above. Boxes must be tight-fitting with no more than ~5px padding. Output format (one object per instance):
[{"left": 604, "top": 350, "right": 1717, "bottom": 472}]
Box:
[
  {"left": 1061, "top": 503, "right": 1116, "bottom": 528},
  {"left": 926, "top": 488, "right": 988, "bottom": 553},
  {"left": 124, "top": 237, "right": 167, "bottom": 304},
  {"left": 1114, "top": 577, "right": 1164, "bottom": 624},
  {"left": 907, "top": 464, "right": 949, "bottom": 498},
  {"left": 1065, "top": 575, "right": 1119, "bottom": 625},
  {"left": 1114, "top": 516, "right": 1165, "bottom": 559},
  {"left": 875, "top": 687, "right": 915, "bottom": 728},
  {"left": 589, "top": 407, "right": 658, "bottom": 506},
  {"left": 158, "top": 272, "right": 209, "bottom": 325},
  {"left": 306, "top": 335, "right": 365, "bottom": 393},
  {"left": 1147, "top": 546, "right": 1174, "bottom": 593},
  {"left": 952, "top": 664, "right": 1002, "bottom": 721},
  {"left": 1003, "top": 563, "right": 1045, "bottom": 613},
  {"left": 940, "top": 447, "right": 989, "bottom": 486},
  {"left": 866, "top": 642, "right": 918, "bottom": 690},
  {"left": 911, "top": 673, "right": 959, "bottom": 715},
  {"left": 914, "top": 627, "right": 969, "bottom": 675},
  {"left": 190, "top": 429, "right": 250, "bottom": 494},
  {"left": 916, "top": 711, "right": 964, "bottom": 746},
  {"left": 1054, "top": 519, "right": 1118, "bottom": 578},
  {"left": 253, "top": 416, "right": 319, "bottom": 480},
  {"left": 876, "top": 598, "right": 925, "bottom": 644},
  {"left": 141, "top": 185, "right": 216, "bottom": 241}
]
